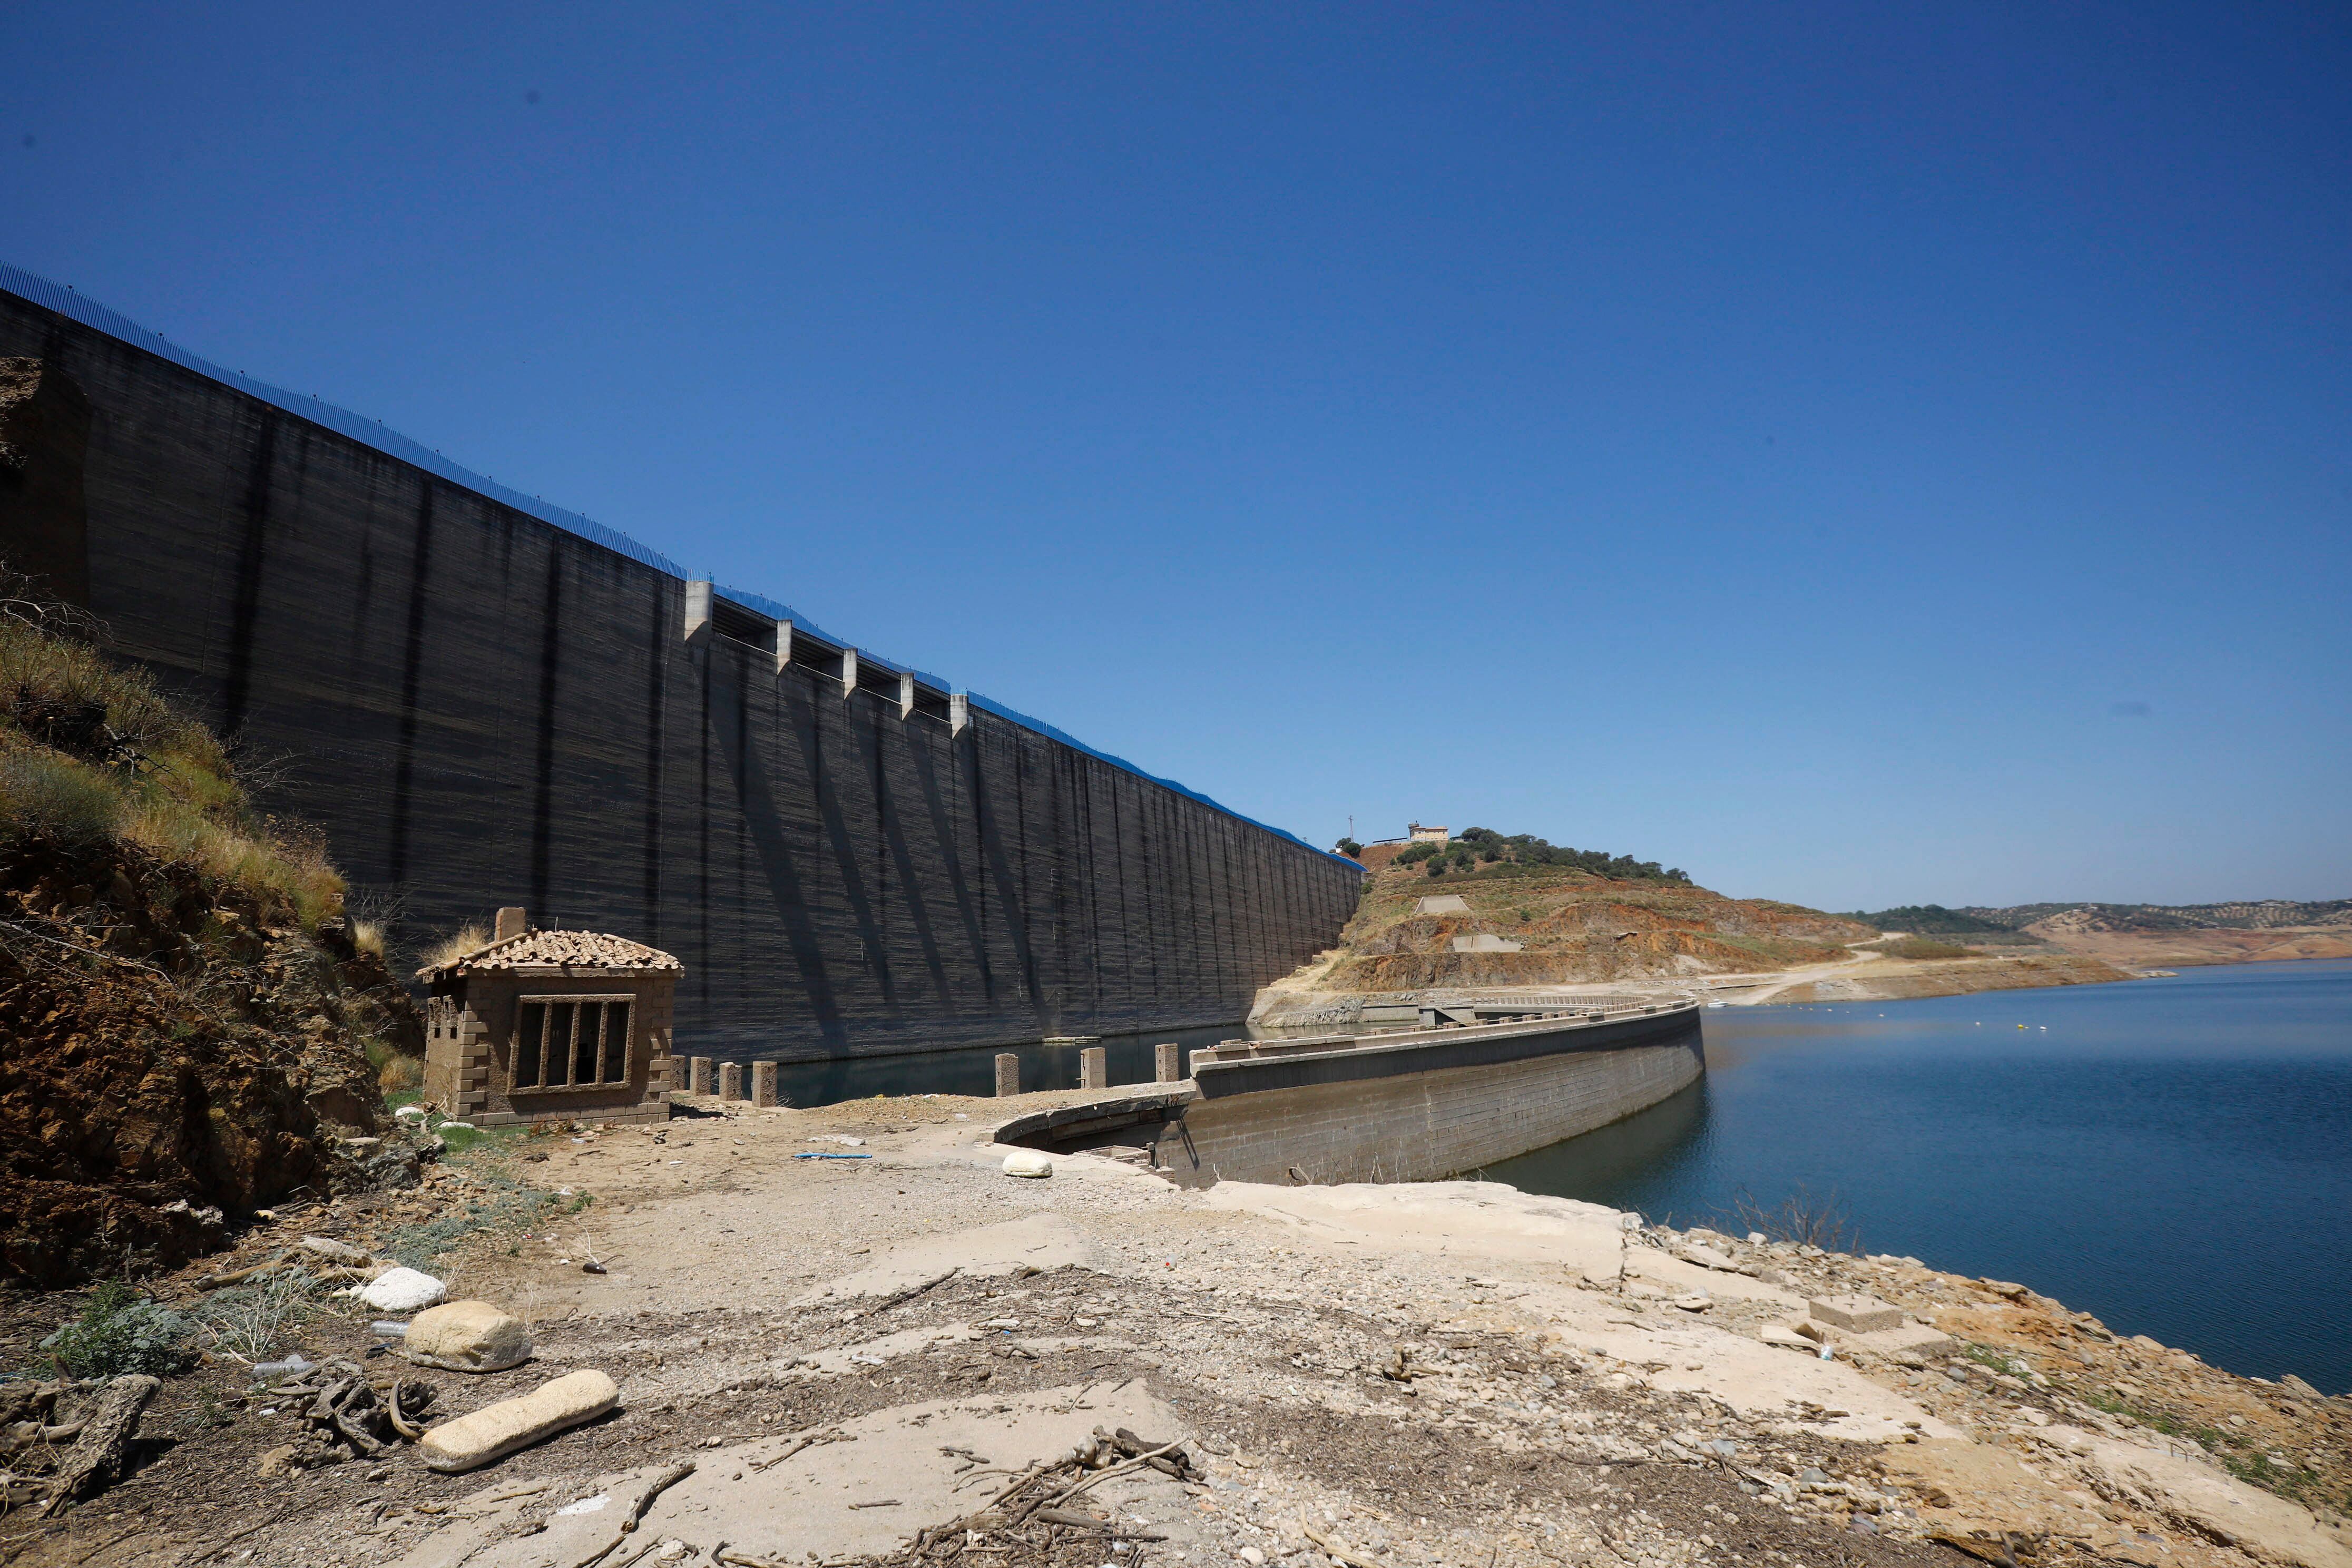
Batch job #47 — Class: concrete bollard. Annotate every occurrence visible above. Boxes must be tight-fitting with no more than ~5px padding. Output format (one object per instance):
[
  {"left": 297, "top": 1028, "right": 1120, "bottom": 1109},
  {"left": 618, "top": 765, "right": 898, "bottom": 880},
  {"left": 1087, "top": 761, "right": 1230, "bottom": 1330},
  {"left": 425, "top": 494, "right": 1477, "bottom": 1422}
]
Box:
[
  {"left": 752, "top": 1061, "right": 778, "bottom": 1109},
  {"left": 720, "top": 1061, "right": 744, "bottom": 1101},
  {"left": 995, "top": 1053, "right": 1021, "bottom": 1097},
  {"left": 1079, "top": 1046, "right": 1108, "bottom": 1090},
  {"left": 690, "top": 1056, "right": 713, "bottom": 1097},
  {"left": 1155, "top": 1042, "right": 1181, "bottom": 1083}
]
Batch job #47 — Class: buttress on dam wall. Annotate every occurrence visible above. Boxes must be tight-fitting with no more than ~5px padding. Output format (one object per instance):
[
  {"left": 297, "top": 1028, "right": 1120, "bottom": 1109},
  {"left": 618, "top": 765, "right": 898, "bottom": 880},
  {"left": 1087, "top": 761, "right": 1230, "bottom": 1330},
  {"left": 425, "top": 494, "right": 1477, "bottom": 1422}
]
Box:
[{"left": 0, "top": 268, "right": 1362, "bottom": 1064}]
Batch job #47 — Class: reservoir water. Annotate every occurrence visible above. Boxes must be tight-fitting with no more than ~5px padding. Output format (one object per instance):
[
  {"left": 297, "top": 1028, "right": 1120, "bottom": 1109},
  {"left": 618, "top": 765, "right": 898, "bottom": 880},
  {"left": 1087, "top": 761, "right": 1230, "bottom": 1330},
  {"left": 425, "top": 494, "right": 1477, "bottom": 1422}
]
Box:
[{"left": 1486, "top": 959, "right": 2352, "bottom": 1395}]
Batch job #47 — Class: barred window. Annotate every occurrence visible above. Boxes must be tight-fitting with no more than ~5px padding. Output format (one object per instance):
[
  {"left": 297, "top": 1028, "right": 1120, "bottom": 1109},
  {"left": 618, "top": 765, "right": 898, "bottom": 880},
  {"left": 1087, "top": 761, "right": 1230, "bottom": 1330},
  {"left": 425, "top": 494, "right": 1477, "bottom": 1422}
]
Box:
[{"left": 511, "top": 997, "right": 633, "bottom": 1090}]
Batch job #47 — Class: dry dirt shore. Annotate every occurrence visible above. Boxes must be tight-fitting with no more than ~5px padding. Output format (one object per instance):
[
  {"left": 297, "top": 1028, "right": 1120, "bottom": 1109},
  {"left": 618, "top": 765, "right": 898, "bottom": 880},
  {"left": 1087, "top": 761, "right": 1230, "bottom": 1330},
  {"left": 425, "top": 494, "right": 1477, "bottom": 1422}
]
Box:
[
  {"left": 1251, "top": 951, "right": 2139, "bottom": 1027},
  {"left": 5, "top": 1093, "right": 2348, "bottom": 1568}
]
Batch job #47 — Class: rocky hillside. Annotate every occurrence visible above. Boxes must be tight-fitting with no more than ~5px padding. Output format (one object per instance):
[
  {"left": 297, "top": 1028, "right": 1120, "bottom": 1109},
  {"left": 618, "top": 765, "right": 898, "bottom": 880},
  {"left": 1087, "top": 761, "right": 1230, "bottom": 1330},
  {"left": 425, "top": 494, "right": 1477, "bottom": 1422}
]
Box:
[
  {"left": 1254, "top": 839, "right": 1875, "bottom": 1023},
  {"left": 1252, "top": 839, "right": 2180, "bottom": 1023},
  {"left": 0, "top": 572, "right": 422, "bottom": 1286}
]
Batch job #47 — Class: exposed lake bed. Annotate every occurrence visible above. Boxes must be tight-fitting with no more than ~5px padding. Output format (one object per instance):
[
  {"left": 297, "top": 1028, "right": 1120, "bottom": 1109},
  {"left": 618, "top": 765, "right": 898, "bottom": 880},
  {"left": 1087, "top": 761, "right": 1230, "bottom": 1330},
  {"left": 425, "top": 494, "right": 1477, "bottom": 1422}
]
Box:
[{"left": 1493, "top": 959, "right": 2352, "bottom": 1395}]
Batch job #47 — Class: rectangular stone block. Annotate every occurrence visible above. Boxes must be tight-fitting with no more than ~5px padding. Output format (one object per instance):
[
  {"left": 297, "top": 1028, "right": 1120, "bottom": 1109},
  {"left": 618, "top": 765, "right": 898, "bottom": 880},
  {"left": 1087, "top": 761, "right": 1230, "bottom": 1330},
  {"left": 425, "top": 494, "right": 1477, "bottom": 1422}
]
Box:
[
  {"left": 995, "top": 1053, "right": 1021, "bottom": 1097},
  {"left": 1155, "top": 1042, "right": 1181, "bottom": 1082},
  {"left": 720, "top": 1061, "right": 744, "bottom": 1101},
  {"left": 690, "top": 1056, "right": 713, "bottom": 1096},
  {"left": 1810, "top": 1295, "right": 1904, "bottom": 1334},
  {"left": 1079, "top": 1046, "right": 1108, "bottom": 1090},
  {"left": 752, "top": 1060, "right": 778, "bottom": 1108}
]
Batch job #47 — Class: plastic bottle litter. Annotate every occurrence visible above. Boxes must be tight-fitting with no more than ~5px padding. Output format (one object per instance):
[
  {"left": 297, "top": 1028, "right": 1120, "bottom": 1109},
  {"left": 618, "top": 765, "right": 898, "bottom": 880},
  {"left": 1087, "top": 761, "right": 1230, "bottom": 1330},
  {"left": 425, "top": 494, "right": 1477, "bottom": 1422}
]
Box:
[
  {"left": 370, "top": 1320, "right": 409, "bottom": 1338},
  {"left": 252, "top": 1352, "right": 313, "bottom": 1380}
]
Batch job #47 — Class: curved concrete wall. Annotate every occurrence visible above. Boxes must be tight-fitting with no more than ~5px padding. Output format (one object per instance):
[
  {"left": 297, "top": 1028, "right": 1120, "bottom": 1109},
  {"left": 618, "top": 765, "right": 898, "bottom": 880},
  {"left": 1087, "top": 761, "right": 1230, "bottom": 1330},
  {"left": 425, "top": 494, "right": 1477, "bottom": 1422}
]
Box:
[
  {"left": 1157, "top": 1007, "right": 1706, "bottom": 1185},
  {"left": 1165, "top": 1041, "right": 1702, "bottom": 1186},
  {"left": 993, "top": 1006, "right": 1709, "bottom": 1186},
  {"left": 0, "top": 286, "right": 1361, "bottom": 1061}
]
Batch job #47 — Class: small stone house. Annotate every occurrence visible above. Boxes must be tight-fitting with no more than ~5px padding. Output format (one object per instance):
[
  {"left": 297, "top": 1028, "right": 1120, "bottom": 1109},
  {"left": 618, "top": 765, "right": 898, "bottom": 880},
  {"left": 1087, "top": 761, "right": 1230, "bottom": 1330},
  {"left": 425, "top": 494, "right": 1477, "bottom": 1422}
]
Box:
[{"left": 418, "top": 907, "right": 680, "bottom": 1126}]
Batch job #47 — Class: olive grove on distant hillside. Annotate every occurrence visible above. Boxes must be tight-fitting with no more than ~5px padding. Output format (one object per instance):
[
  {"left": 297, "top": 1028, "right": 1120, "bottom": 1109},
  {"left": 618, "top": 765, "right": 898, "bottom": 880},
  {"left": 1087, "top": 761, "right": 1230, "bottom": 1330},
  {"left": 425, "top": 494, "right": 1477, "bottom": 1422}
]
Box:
[{"left": 1396, "top": 827, "right": 1688, "bottom": 883}]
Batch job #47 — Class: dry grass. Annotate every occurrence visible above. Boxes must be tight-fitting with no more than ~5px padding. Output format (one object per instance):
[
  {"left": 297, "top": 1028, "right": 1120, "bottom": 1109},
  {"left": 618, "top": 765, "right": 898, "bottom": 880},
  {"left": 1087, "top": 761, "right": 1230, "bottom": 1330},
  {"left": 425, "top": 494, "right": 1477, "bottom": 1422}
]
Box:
[
  {"left": 419, "top": 923, "right": 490, "bottom": 971},
  {"left": 196, "top": 1268, "right": 319, "bottom": 1363},
  {"left": 0, "top": 567, "right": 346, "bottom": 929},
  {"left": 369, "top": 1037, "right": 424, "bottom": 1092},
  {"left": 1731, "top": 1183, "right": 1863, "bottom": 1255}
]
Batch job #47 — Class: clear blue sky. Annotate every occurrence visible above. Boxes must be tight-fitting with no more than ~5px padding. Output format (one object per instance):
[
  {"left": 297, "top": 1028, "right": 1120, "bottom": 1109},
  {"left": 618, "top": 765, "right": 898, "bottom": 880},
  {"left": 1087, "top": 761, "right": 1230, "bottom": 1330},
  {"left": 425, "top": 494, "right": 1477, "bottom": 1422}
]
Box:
[{"left": 6, "top": 3, "right": 2346, "bottom": 910}]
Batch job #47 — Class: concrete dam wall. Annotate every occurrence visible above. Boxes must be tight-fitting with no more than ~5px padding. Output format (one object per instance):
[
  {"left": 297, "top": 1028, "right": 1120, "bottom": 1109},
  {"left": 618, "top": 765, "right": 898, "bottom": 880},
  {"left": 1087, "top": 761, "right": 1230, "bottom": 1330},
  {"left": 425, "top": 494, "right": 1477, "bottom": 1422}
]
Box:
[
  {"left": 0, "top": 271, "right": 1361, "bottom": 1062},
  {"left": 995, "top": 1001, "right": 1708, "bottom": 1185}
]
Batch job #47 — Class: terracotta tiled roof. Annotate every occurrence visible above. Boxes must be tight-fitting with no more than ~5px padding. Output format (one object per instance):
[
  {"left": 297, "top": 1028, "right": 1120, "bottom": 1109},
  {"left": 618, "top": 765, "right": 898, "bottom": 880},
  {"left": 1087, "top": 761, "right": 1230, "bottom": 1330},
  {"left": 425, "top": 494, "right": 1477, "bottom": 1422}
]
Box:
[{"left": 416, "top": 928, "right": 682, "bottom": 981}]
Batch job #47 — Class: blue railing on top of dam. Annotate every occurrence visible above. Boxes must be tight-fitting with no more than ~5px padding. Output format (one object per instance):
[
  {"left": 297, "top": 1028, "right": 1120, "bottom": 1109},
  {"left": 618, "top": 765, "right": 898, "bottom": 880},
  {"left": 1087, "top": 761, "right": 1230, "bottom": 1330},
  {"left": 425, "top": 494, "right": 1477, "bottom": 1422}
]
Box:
[{"left": 0, "top": 261, "right": 1359, "bottom": 871}]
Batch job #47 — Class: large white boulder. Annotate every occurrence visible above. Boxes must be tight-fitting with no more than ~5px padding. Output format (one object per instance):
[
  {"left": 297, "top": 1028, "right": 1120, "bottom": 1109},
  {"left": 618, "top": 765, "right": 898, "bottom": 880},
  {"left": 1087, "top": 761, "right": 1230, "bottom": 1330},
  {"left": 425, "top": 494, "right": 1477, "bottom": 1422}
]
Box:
[{"left": 354, "top": 1266, "right": 448, "bottom": 1312}]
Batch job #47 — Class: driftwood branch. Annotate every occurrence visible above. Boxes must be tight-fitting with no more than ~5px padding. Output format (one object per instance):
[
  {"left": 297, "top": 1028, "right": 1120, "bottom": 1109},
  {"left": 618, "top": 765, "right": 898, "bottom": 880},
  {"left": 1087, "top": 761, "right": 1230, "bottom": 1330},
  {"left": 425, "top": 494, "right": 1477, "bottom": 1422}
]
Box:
[
  {"left": 386, "top": 1379, "right": 424, "bottom": 1441},
  {"left": 749, "top": 1425, "right": 851, "bottom": 1473},
  {"left": 43, "top": 1375, "right": 158, "bottom": 1515},
  {"left": 1036, "top": 1439, "right": 1185, "bottom": 1513},
  {"left": 1301, "top": 1520, "right": 1393, "bottom": 1568},
  {"left": 621, "top": 1461, "right": 695, "bottom": 1533},
  {"left": 570, "top": 1462, "right": 698, "bottom": 1568},
  {"left": 873, "top": 1268, "right": 960, "bottom": 1315}
]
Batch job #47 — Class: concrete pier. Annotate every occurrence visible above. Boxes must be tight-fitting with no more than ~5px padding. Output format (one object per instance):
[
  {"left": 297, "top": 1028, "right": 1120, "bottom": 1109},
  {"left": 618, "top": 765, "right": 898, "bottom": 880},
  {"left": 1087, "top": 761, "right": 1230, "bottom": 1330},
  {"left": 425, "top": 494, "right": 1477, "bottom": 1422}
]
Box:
[
  {"left": 690, "top": 1057, "right": 713, "bottom": 1097},
  {"left": 720, "top": 1062, "right": 744, "bottom": 1101},
  {"left": 1080, "top": 1046, "right": 1109, "bottom": 1090},
  {"left": 1155, "top": 1042, "right": 1181, "bottom": 1083},
  {"left": 752, "top": 1061, "right": 778, "bottom": 1108},
  {"left": 995, "top": 1053, "right": 1020, "bottom": 1096}
]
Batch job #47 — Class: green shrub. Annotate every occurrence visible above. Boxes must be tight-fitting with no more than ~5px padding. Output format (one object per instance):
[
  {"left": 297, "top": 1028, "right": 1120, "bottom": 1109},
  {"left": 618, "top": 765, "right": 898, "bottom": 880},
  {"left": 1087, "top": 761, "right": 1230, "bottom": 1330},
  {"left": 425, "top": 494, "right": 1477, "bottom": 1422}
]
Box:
[
  {"left": 1451, "top": 826, "right": 1689, "bottom": 882},
  {"left": 40, "top": 1281, "right": 199, "bottom": 1378}
]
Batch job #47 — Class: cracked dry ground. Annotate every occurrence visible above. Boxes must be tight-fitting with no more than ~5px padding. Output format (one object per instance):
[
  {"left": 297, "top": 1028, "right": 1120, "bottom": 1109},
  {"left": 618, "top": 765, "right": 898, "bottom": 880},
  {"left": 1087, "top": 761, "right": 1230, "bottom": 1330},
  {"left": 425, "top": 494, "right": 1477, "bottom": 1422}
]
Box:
[{"left": 5, "top": 1093, "right": 2347, "bottom": 1568}]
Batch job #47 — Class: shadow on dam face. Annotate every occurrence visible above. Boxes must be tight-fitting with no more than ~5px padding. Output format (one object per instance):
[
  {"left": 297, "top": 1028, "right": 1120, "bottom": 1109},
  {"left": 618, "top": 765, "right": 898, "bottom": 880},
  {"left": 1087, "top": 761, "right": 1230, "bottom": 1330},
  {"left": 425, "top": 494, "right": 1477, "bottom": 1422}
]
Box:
[
  {"left": 1480, "top": 1076, "right": 1711, "bottom": 1208},
  {"left": 751, "top": 1021, "right": 1244, "bottom": 1109},
  {"left": 0, "top": 275, "right": 1365, "bottom": 1064}
]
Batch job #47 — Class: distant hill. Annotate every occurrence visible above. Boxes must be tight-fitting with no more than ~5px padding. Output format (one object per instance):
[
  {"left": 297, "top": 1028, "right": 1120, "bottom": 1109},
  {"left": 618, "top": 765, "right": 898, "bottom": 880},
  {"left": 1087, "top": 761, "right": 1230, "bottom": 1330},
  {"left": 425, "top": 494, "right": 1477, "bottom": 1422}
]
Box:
[
  {"left": 1841, "top": 898, "right": 2352, "bottom": 971},
  {"left": 1955, "top": 899, "right": 2352, "bottom": 932},
  {"left": 1839, "top": 904, "right": 2012, "bottom": 936}
]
